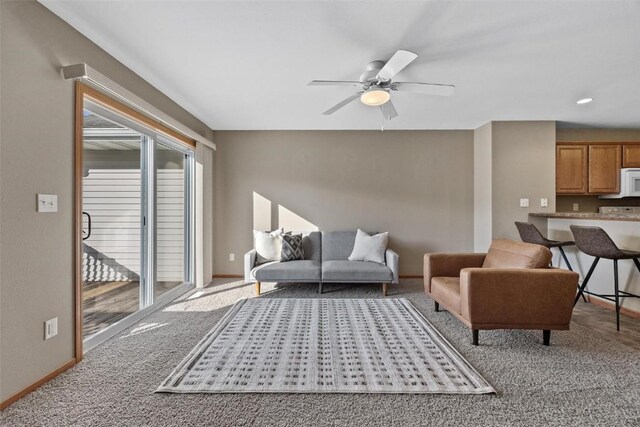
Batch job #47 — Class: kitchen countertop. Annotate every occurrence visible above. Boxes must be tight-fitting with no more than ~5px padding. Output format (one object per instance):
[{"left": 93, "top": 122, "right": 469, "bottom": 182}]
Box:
[{"left": 529, "top": 212, "right": 640, "bottom": 221}]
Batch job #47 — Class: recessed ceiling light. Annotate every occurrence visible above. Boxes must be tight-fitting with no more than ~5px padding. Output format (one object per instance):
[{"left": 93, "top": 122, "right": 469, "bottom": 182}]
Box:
[{"left": 576, "top": 98, "right": 593, "bottom": 105}]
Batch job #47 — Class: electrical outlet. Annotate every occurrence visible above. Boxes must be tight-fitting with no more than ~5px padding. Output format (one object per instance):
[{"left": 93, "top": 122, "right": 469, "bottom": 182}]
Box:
[
  {"left": 44, "top": 318, "right": 58, "bottom": 340},
  {"left": 540, "top": 198, "right": 548, "bottom": 208},
  {"left": 519, "top": 198, "right": 530, "bottom": 208},
  {"left": 229, "top": 253, "right": 235, "bottom": 262},
  {"left": 573, "top": 203, "right": 580, "bottom": 212},
  {"left": 37, "top": 194, "right": 58, "bottom": 212}
]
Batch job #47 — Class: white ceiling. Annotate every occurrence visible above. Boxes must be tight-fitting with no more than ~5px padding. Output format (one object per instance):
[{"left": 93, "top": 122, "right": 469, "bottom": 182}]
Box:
[{"left": 42, "top": 1, "right": 640, "bottom": 130}]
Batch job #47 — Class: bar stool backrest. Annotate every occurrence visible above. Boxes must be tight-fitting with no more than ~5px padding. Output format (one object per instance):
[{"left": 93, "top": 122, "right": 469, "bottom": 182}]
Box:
[
  {"left": 515, "top": 222, "right": 547, "bottom": 246},
  {"left": 569, "top": 225, "right": 623, "bottom": 259}
]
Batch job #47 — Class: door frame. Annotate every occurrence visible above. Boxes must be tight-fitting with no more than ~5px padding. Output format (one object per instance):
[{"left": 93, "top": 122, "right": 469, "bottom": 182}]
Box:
[{"left": 74, "top": 82, "right": 196, "bottom": 359}]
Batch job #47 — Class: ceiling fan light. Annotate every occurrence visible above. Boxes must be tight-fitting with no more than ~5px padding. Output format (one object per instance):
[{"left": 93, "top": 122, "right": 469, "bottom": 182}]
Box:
[{"left": 360, "top": 87, "right": 390, "bottom": 106}]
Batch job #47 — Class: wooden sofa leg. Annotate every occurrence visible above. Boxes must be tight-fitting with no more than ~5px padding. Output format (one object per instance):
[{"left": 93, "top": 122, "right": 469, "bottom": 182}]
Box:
[
  {"left": 255, "top": 281, "right": 261, "bottom": 296},
  {"left": 543, "top": 330, "right": 551, "bottom": 346},
  {"left": 434, "top": 301, "right": 440, "bottom": 312},
  {"left": 382, "top": 283, "right": 388, "bottom": 297},
  {"left": 318, "top": 282, "right": 323, "bottom": 294},
  {"left": 472, "top": 329, "right": 479, "bottom": 346}
]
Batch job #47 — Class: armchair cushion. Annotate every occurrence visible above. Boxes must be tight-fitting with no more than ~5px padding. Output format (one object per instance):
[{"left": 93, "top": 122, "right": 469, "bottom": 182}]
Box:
[
  {"left": 482, "top": 239, "right": 551, "bottom": 269},
  {"left": 423, "top": 253, "right": 486, "bottom": 293},
  {"left": 431, "top": 277, "right": 461, "bottom": 314}
]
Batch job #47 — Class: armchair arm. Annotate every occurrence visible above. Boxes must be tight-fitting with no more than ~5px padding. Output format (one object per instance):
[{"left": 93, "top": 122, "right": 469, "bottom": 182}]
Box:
[
  {"left": 423, "top": 253, "right": 486, "bottom": 293},
  {"left": 244, "top": 249, "right": 257, "bottom": 283},
  {"left": 385, "top": 249, "right": 399, "bottom": 284},
  {"left": 459, "top": 268, "right": 579, "bottom": 328}
]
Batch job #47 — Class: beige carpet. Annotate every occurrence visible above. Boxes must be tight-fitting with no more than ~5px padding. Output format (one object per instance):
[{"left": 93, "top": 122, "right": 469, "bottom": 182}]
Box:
[{"left": 2, "top": 279, "right": 640, "bottom": 426}]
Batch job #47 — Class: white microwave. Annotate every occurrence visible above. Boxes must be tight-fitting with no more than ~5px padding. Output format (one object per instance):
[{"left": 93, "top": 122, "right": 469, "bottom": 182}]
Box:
[{"left": 600, "top": 168, "right": 640, "bottom": 198}]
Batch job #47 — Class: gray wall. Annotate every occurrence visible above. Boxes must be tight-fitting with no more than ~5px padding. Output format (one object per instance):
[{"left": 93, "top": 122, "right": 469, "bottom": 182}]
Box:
[
  {"left": 0, "top": 1, "right": 212, "bottom": 402},
  {"left": 473, "top": 123, "right": 492, "bottom": 251},
  {"left": 473, "top": 121, "right": 556, "bottom": 249},
  {"left": 491, "top": 121, "right": 557, "bottom": 241},
  {"left": 213, "top": 130, "right": 475, "bottom": 276}
]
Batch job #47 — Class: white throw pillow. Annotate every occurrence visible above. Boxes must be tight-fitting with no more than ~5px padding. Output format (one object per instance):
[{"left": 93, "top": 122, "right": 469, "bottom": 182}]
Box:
[
  {"left": 253, "top": 228, "right": 285, "bottom": 264},
  {"left": 348, "top": 229, "right": 389, "bottom": 265}
]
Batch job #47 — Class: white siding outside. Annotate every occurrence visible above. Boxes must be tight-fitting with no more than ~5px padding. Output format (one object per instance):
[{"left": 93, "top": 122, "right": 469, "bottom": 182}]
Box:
[{"left": 83, "top": 168, "right": 185, "bottom": 282}]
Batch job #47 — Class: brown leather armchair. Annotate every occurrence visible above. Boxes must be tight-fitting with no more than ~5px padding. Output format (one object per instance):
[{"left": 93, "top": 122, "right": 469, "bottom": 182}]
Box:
[{"left": 424, "top": 240, "right": 579, "bottom": 346}]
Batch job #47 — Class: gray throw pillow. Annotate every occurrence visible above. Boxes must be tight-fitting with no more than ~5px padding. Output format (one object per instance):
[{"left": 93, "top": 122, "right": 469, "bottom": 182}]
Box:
[
  {"left": 281, "top": 234, "right": 304, "bottom": 262},
  {"left": 348, "top": 229, "right": 389, "bottom": 264}
]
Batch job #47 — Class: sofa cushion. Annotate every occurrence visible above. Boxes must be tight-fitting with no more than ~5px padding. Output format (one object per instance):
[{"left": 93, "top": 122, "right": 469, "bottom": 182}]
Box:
[
  {"left": 322, "top": 260, "right": 393, "bottom": 282},
  {"left": 253, "top": 260, "right": 321, "bottom": 282},
  {"left": 301, "top": 231, "right": 321, "bottom": 261},
  {"left": 348, "top": 229, "right": 389, "bottom": 265},
  {"left": 482, "top": 239, "right": 551, "bottom": 269},
  {"left": 431, "top": 277, "right": 461, "bottom": 314},
  {"left": 322, "top": 231, "right": 357, "bottom": 261}
]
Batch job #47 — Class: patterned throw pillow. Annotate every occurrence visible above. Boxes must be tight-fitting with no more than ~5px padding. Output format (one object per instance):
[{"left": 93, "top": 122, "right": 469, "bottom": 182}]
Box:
[{"left": 281, "top": 234, "right": 304, "bottom": 262}]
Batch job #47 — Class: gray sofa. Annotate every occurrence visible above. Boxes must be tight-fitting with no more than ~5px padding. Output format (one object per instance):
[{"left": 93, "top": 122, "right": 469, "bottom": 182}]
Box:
[{"left": 244, "top": 231, "right": 399, "bottom": 296}]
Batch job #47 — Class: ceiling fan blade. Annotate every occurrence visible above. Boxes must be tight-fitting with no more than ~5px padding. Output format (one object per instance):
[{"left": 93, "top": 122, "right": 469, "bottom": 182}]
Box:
[
  {"left": 376, "top": 50, "right": 418, "bottom": 81},
  {"left": 380, "top": 100, "right": 398, "bottom": 120},
  {"left": 322, "top": 93, "right": 363, "bottom": 115},
  {"left": 309, "top": 80, "right": 362, "bottom": 87},
  {"left": 392, "top": 82, "right": 455, "bottom": 96}
]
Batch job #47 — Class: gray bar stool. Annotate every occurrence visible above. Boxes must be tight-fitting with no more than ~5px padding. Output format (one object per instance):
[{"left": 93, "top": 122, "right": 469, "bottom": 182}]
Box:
[
  {"left": 515, "top": 222, "right": 576, "bottom": 270},
  {"left": 570, "top": 225, "right": 640, "bottom": 331},
  {"left": 516, "top": 221, "right": 585, "bottom": 302}
]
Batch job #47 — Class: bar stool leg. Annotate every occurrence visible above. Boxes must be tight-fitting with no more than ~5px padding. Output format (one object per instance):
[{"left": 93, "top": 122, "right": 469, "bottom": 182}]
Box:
[
  {"left": 558, "top": 247, "right": 573, "bottom": 271},
  {"left": 633, "top": 258, "right": 640, "bottom": 274},
  {"left": 560, "top": 247, "right": 586, "bottom": 302},
  {"left": 614, "top": 259, "right": 620, "bottom": 332},
  {"left": 575, "top": 257, "right": 600, "bottom": 306}
]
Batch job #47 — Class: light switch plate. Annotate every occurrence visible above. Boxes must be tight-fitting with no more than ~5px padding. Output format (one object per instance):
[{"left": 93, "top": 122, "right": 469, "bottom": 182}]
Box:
[
  {"left": 573, "top": 203, "right": 580, "bottom": 212},
  {"left": 540, "top": 198, "right": 548, "bottom": 208},
  {"left": 519, "top": 198, "right": 530, "bottom": 208},
  {"left": 37, "top": 194, "right": 58, "bottom": 212},
  {"left": 229, "top": 253, "right": 235, "bottom": 262}
]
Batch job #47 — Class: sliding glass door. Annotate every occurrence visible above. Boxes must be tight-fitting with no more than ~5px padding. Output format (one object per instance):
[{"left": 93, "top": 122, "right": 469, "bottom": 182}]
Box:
[
  {"left": 82, "top": 110, "right": 143, "bottom": 338},
  {"left": 155, "top": 139, "right": 193, "bottom": 297},
  {"left": 81, "top": 97, "right": 194, "bottom": 347}
]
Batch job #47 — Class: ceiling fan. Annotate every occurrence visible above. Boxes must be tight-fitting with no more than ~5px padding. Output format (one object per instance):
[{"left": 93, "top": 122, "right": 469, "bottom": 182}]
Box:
[{"left": 309, "top": 49, "right": 455, "bottom": 120}]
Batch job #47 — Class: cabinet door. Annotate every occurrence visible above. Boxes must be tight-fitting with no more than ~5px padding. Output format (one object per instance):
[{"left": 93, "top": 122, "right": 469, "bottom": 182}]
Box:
[
  {"left": 622, "top": 145, "right": 640, "bottom": 168},
  {"left": 556, "top": 145, "right": 588, "bottom": 194},
  {"left": 588, "top": 145, "right": 621, "bottom": 194}
]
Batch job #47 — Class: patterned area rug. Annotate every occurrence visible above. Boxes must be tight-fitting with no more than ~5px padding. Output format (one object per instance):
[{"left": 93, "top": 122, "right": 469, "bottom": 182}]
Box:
[{"left": 157, "top": 298, "right": 495, "bottom": 394}]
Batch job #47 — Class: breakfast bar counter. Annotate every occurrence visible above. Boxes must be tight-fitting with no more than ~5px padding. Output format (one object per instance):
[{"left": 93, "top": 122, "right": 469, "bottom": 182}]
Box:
[
  {"left": 529, "top": 212, "right": 640, "bottom": 222},
  {"left": 529, "top": 213, "right": 640, "bottom": 313}
]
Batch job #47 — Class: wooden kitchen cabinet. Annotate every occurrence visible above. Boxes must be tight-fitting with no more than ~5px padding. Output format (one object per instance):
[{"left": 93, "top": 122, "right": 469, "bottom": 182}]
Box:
[
  {"left": 623, "top": 145, "right": 640, "bottom": 168},
  {"left": 556, "top": 145, "right": 588, "bottom": 194},
  {"left": 588, "top": 145, "right": 621, "bottom": 194}
]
